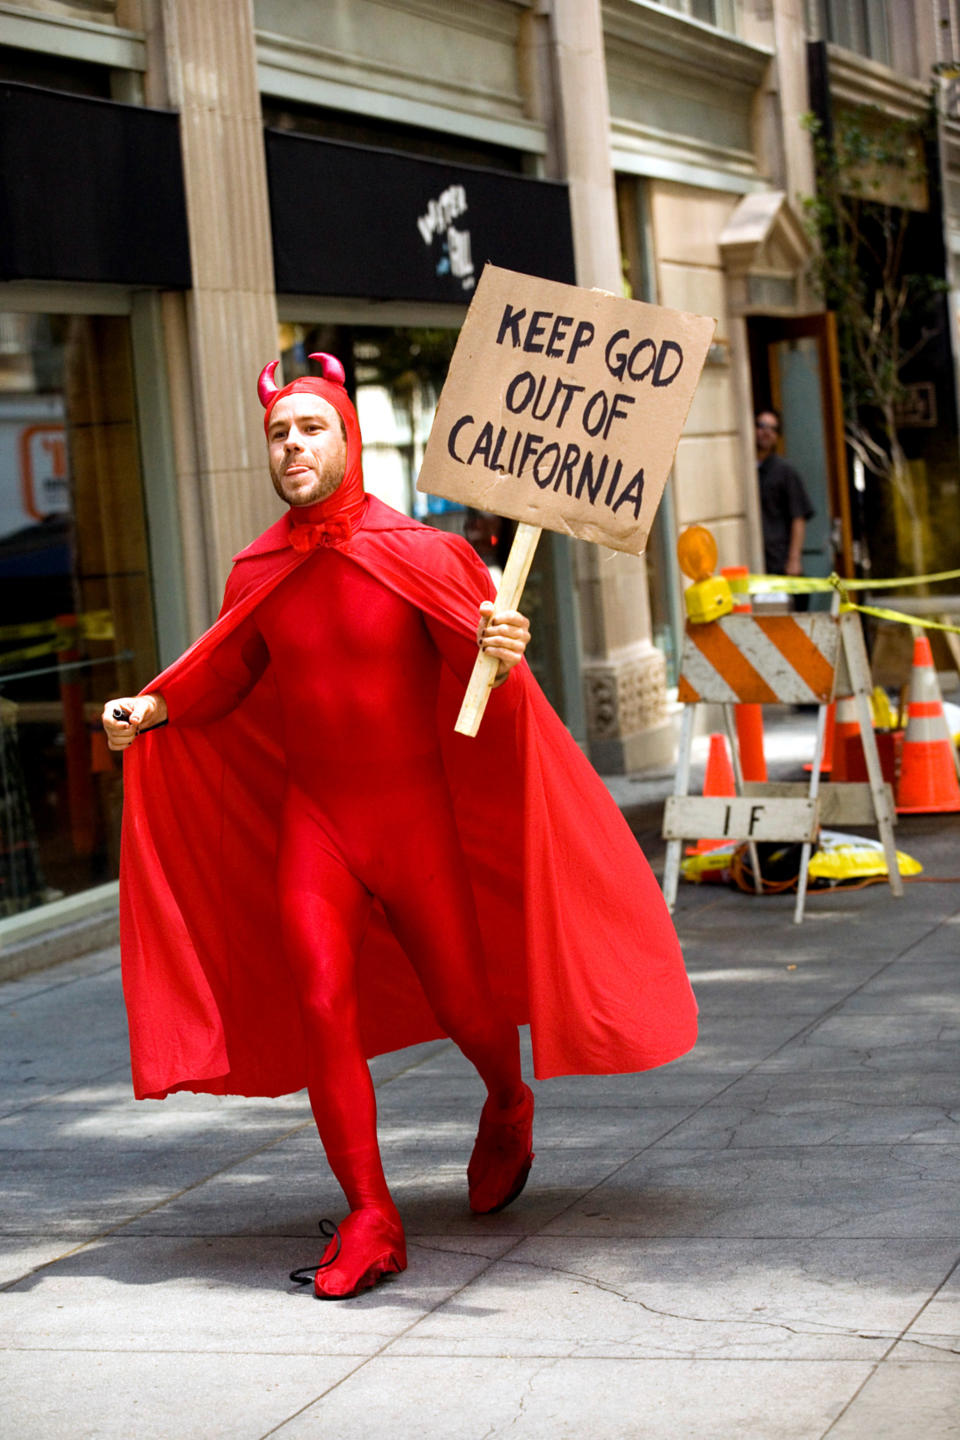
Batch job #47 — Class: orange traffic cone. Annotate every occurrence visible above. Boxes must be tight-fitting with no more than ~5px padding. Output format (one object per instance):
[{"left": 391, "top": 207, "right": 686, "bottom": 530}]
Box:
[
  {"left": 830, "top": 696, "right": 867, "bottom": 783},
  {"left": 896, "top": 636, "right": 960, "bottom": 813},
  {"left": 736, "top": 705, "right": 767, "bottom": 783},
  {"left": 689, "top": 732, "right": 736, "bottom": 853}
]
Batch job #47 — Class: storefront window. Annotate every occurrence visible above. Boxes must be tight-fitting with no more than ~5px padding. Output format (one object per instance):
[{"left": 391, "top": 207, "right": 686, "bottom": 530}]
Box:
[
  {"left": 0, "top": 313, "right": 156, "bottom": 915},
  {"left": 277, "top": 323, "right": 570, "bottom": 714}
]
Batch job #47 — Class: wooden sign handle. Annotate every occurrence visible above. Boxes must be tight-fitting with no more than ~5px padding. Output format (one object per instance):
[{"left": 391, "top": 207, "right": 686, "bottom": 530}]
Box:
[{"left": 455, "top": 522, "right": 542, "bottom": 737}]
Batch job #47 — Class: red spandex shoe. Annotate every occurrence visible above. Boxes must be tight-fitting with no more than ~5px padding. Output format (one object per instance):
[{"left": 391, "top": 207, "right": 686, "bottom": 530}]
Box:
[
  {"left": 294, "top": 1208, "right": 407, "bottom": 1300},
  {"left": 467, "top": 1083, "right": 535, "bottom": 1214}
]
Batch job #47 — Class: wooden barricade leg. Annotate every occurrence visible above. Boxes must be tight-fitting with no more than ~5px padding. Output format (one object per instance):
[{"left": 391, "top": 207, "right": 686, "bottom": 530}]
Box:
[
  {"left": 795, "top": 592, "right": 838, "bottom": 923},
  {"left": 794, "top": 698, "right": 831, "bottom": 924},
  {"left": 841, "top": 613, "right": 903, "bottom": 897},
  {"left": 723, "top": 703, "right": 762, "bottom": 895},
  {"left": 662, "top": 703, "right": 696, "bottom": 911}
]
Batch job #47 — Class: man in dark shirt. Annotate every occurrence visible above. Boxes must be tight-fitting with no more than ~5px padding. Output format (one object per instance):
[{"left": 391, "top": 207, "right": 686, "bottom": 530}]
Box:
[{"left": 755, "top": 409, "right": 814, "bottom": 576}]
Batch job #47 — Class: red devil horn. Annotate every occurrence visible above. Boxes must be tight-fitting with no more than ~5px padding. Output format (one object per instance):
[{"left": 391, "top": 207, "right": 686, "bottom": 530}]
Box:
[
  {"left": 257, "top": 361, "right": 280, "bottom": 408},
  {"left": 308, "top": 352, "right": 346, "bottom": 386}
]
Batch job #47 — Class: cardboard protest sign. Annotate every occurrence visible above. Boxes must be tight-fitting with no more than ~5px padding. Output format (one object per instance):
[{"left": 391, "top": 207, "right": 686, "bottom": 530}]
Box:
[
  {"left": 417, "top": 265, "right": 716, "bottom": 555},
  {"left": 424, "top": 264, "right": 717, "bottom": 734}
]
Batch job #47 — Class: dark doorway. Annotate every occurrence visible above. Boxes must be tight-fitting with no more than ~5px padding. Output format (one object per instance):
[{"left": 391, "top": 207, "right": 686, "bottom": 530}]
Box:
[{"left": 749, "top": 312, "right": 854, "bottom": 590}]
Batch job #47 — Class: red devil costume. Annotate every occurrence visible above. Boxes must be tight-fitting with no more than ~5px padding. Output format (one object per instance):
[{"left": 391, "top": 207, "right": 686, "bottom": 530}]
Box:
[{"left": 117, "top": 353, "right": 697, "bottom": 1297}]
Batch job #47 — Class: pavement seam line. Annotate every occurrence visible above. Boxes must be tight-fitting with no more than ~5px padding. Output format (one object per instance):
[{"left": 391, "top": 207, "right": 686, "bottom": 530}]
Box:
[
  {"left": 525, "top": 1033, "right": 859, "bottom": 1230},
  {"left": 0, "top": 1116, "right": 319, "bottom": 1294},
  {"left": 5, "top": 873, "right": 958, "bottom": 1426},
  {"left": 256, "top": 1230, "right": 536, "bottom": 1440},
  {"left": 0, "top": 957, "right": 122, "bottom": 1012},
  {"left": 0, "top": 1059, "right": 133, "bottom": 1126},
  {"left": 256, "top": 1104, "right": 595, "bottom": 1440},
  {"left": 515, "top": 939, "right": 951, "bottom": 1235},
  {"left": 0, "top": 1040, "right": 460, "bottom": 1291},
  {"left": 815, "top": 1236, "right": 960, "bottom": 1433},
  {"left": 867, "top": 1249, "right": 960, "bottom": 1363},
  {"left": 3, "top": 1345, "right": 929, "bottom": 1365}
]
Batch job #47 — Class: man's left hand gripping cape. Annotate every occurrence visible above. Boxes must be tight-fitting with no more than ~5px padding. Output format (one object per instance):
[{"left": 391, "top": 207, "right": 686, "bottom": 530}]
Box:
[{"left": 120, "top": 497, "right": 697, "bottom": 1100}]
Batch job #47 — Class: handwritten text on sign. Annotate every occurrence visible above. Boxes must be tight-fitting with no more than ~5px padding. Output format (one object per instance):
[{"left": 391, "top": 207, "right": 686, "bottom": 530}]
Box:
[{"left": 417, "top": 266, "right": 716, "bottom": 555}]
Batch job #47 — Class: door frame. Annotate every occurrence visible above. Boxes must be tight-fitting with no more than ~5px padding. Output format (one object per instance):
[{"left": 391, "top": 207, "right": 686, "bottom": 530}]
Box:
[{"left": 758, "top": 311, "right": 855, "bottom": 580}]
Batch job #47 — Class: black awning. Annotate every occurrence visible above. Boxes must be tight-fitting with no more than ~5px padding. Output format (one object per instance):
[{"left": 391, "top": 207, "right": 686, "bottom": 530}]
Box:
[
  {"left": 0, "top": 82, "right": 191, "bottom": 288},
  {"left": 266, "top": 128, "right": 575, "bottom": 302}
]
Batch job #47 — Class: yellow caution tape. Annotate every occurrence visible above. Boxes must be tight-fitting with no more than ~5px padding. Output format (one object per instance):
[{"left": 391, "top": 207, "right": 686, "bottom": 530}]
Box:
[
  {"left": 744, "top": 570, "right": 960, "bottom": 636},
  {"left": 0, "top": 609, "right": 114, "bottom": 644},
  {"left": 0, "top": 638, "right": 68, "bottom": 668},
  {"left": 0, "top": 617, "right": 64, "bottom": 642},
  {"left": 746, "top": 566, "right": 960, "bottom": 593},
  {"left": 836, "top": 601, "right": 960, "bottom": 636},
  {"left": 0, "top": 610, "right": 116, "bottom": 670},
  {"left": 839, "top": 566, "right": 960, "bottom": 591}
]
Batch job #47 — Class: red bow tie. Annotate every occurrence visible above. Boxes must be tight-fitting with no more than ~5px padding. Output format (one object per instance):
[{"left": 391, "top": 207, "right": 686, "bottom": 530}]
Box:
[{"left": 289, "top": 516, "right": 352, "bottom": 552}]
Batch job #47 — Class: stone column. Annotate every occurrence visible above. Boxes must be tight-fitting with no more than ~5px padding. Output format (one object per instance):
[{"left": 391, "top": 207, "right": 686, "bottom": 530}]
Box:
[
  {"left": 743, "top": 0, "right": 816, "bottom": 211},
  {"left": 134, "top": 0, "right": 280, "bottom": 617},
  {"left": 543, "top": 0, "right": 672, "bottom": 771}
]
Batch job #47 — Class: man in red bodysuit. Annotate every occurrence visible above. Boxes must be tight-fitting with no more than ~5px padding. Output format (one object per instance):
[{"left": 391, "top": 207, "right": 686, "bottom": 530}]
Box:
[{"left": 103, "top": 352, "right": 698, "bottom": 1303}]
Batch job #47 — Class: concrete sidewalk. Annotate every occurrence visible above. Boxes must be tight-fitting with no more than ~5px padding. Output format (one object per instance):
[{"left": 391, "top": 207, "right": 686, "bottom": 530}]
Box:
[{"left": 2, "top": 773, "right": 959, "bottom": 1437}]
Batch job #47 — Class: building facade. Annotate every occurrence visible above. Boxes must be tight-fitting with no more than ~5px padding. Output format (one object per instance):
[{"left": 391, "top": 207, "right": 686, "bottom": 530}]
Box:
[{"left": 1, "top": 0, "right": 958, "bottom": 933}]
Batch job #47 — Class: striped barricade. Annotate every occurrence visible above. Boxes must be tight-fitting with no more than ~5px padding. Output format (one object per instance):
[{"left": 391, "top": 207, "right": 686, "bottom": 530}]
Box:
[
  {"left": 677, "top": 614, "right": 839, "bottom": 706},
  {"left": 662, "top": 610, "right": 902, "bottom": 924}
]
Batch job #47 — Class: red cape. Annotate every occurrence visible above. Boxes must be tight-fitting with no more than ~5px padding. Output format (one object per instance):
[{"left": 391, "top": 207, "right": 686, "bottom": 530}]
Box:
[{"left": 120, "top": 497, "right": 697, "bottom": 1099}]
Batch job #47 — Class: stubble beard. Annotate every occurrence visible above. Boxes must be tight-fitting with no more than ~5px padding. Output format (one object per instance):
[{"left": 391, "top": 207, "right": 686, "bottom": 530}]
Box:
[{"left": 270, "top": 455, "right": 346, "bottom": 507}]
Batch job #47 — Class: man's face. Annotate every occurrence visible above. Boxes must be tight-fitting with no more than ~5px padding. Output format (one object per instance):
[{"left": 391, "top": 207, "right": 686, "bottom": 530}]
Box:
[
  {"left": 755, "top": 412, "right": 780, "bottom": 460},
  {"left": 267, "top": 392, "right": 348, "bottom": 507}
]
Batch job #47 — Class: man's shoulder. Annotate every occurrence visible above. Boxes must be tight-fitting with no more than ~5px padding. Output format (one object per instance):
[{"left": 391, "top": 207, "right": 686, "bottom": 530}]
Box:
[
  {"left": 761, "top": 454, "right": 805, "bottom": 490},
  {"left": 761, "top": 453, "right": 795, "bottom": 476}
]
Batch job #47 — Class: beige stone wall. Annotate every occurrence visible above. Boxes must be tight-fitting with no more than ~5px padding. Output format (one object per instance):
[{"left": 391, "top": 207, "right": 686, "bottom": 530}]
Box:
[
  {"left": 253, "top": 0, "right": 531, "bottom": 131},
  {"left": 649, "top": 179, "right": 754, "bottom": 572},
  {"left": 741, "top": 0, "right": 814, "bottom": 204},
  {"left": 606, "top": 42, "right": 755, "bottom": 161}
]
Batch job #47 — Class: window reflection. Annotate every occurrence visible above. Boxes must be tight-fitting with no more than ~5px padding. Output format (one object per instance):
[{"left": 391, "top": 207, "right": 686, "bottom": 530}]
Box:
[{"left": 0, "top": 314, "right": 156, "bottom": 914}]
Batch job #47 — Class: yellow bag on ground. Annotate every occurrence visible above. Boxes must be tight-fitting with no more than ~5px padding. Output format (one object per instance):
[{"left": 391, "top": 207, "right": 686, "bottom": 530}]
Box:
[
  {"left": 807, "top": 830, "right": 922, "bottom": 882},
  {"left": 679, "top": 830, "right": 921, "bottom": 887}
]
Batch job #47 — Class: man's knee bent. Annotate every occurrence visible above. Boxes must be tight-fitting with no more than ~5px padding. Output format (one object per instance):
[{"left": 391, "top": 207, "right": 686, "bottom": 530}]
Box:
[{"left": 433, "top": 999, "right": 515, "bottom": 1052}]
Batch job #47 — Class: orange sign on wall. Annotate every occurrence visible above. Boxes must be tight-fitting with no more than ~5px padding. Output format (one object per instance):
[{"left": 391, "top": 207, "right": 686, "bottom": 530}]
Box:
[{"left": 19, "top": 424, "right": 68, "bottom": 520}]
